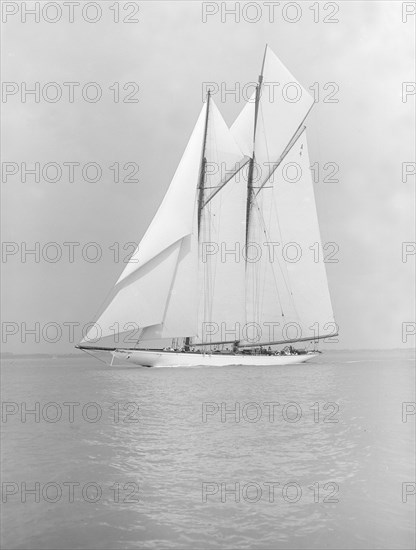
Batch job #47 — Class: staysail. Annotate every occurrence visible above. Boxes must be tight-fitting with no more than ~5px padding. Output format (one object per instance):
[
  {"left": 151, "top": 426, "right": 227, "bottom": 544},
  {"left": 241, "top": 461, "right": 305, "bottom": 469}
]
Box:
[{"left": 243, "top": 131, "right": 336, "bottom": 344}]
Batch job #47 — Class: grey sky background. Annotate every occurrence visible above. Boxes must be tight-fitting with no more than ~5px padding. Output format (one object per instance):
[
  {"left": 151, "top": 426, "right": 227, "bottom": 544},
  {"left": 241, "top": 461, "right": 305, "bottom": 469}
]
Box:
[{"left": 1, "top": 1, "right": 415, "bottom": 353}]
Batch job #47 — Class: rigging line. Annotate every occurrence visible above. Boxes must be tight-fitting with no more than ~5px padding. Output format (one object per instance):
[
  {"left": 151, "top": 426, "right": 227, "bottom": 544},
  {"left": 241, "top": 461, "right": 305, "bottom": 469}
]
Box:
[
  {"left": 258, "top": 101, "right": 272, "bottom": 183},
  {"left": 270, "top": 197, "right": 300, "bottom": 322},
  {"left": 202, "top": 108, "right": 225, "bottom": 330},
  {"left": 259, "top": 236, "right": 268, "bottom": 321},
  {"left": 258, "top": 191, "right": 277, "bottom": 320},
  {"left": 145, "top": 238, "right": 186, "bottom": 344},
  {"left": 246, "top": 205, "right": 260, "bottom": 324},
  {"left": 209, "top": 203, "right": 216, "bottom": 323},
  {"left": 249, "top": 104, "right": 272, "bottom": 321},
  {"left": 249, "top": 204, "right": 263, "bottom": 322},
  {"left": 255, "top": 206, "right": 265, "bottom": 322},
  {"left": 205, "top": 203, "right": 217, "bottom": 329},
  {"left": 247, "top": 217, "right": 259, "bottom": 325},
  {"left": 205, "top": 206, "right": 214, "bottom": 325},
  {"left": 260, "top": 183, "right": 276, "bottom": 318},
  {"left": 256, "top": 218, "right": 265, "bottom": 324},
  {"left": 202, "top": 213, "right": 210, "bottom": 329},
  {"left": 205, "top": 114, "right": 228, "bottom": 328},
  {"left": 253, "top": 190, "right": 298, "bottom": 321},
  {"left": 209, "top": 194, "right": 221, "bottom": 325},
  {"left": 208, "top": 212, "right": 214, "bottom": 326},
  {"left": 272, "top": 197, "right": 301, "bottom": 322},
  {"left": 269, "top": 180, "right": 300, "bottom": 322},
  {"left": 248, "top": 114, "right": 307, "bottom": 322},
  {"left": 251, "top": 194, "right": 285, "bottom": 318},
  {"left": 268, "top": 135, "right": 303, "bottom": 324},
  {"left": 248, "top": 214, "right": 259, "bottom": 324}
]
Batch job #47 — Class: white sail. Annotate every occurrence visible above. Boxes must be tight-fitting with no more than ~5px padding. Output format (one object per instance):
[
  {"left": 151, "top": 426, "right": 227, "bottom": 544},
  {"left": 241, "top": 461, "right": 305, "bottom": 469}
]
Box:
[
  {"left": 82, "top": 104, "right": 208, "bottom": 342},
  {"left": 245, "top": 132, "right": 336, "bottom": 343},
  {"left": 232, "top": 46, "right": 314, "bottom": 189},
  {"left": 83, "top": 240, "right": 182, "bottom": 342},
  {"left": 197, "top": 170, "right": 247, "bottom": 344},
  {"left": 230, "top": 45, "right": 335, "bottom": 345},
  {"left": 117, "top": 103, "right": 208, "bottom": 284},
  {"left": 139, "top": 232, "right": 198, "bottom": 341},
  {"left": 230, "top": 91, "right": 256, "bottom": 158}
]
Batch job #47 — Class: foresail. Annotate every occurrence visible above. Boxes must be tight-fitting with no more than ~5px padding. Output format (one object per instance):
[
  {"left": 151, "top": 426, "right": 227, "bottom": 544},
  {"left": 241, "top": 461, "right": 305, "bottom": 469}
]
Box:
[
  {"left": 82, "top": 104, "right": 207, "bottom": 345},
  {"left": 117, "top": 103, "right": 207, "bottom": 285}
]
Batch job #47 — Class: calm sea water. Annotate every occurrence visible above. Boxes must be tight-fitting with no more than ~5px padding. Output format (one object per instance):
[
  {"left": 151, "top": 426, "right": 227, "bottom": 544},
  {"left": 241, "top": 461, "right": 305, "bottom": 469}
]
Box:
[{"left": 1, "top": 350, "right": 415, "bottom": 550}]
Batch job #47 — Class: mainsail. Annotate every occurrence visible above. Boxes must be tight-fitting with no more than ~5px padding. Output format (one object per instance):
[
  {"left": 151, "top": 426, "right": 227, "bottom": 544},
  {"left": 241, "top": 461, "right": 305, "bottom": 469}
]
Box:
[
  {"left": 242, "top": 131, "right": 336, "bottom": 344},
  {"left": 231, "top": 45, "right": 336, "bottom": 344}
]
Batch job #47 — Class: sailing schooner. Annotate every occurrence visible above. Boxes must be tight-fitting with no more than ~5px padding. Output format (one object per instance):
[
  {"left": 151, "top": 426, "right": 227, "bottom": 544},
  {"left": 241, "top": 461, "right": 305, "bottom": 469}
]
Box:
[{"left": 77, "top": 46, "right": 338, "bottom": 367}]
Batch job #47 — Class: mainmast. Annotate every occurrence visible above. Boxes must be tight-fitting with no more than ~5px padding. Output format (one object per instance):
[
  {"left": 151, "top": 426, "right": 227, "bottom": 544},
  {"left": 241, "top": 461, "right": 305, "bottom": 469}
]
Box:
[
  {"left": 197, "top": 90, "right": 211, "bottom": 235},
  {"left": 245, "top": 45, "right": 267, "bottom": 244}
]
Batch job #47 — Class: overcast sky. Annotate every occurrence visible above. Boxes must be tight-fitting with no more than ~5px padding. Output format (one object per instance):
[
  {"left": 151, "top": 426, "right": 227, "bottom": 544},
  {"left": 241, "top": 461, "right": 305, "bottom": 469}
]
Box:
[{"left": 1, "top": 0, "right": 415, "bottom": 353}]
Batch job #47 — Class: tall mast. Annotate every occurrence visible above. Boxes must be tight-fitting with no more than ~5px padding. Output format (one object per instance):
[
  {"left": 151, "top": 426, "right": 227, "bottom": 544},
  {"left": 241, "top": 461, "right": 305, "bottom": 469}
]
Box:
[
  {"left": 245, "top": 45, "right": 267, "bottom": 244},
  {"left": 197, "top": 90, "right": 211, "bottom": 235}
]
